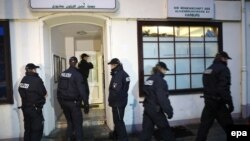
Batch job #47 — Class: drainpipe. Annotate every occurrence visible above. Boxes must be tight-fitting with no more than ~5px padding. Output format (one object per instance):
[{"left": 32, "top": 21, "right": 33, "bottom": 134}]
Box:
[{"left": 241, "top": 0, "right": 248, "bottom": 118}]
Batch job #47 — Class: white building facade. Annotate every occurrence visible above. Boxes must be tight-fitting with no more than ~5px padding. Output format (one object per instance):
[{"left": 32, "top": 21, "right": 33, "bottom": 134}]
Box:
[{"left": 0, "top": 0, "right": 249, "bottom": 139}]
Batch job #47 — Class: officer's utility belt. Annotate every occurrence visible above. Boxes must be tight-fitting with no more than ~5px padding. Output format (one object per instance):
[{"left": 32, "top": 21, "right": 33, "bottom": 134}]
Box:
[
  {"left": 200, "top": 95, "right": 221, "bottom": 101},
  {"left": 18, "top": 104, "right": 41, "bottom": 110}
]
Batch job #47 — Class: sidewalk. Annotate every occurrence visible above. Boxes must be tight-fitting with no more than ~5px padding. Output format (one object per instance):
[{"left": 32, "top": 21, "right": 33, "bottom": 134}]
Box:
[{"left": 1, "top": 119, "right": 247, "bottom": 141}]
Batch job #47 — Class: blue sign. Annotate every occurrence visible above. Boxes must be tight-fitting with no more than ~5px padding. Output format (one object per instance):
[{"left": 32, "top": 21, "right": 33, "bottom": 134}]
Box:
[{"left": 0, "top": 27, "right": 4, "bottom": 36}]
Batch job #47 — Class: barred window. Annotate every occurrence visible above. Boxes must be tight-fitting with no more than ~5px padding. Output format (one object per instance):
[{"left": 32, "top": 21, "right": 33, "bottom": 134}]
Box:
[{"left": 138, "top": 21, "right": 222, "bottom": 95}]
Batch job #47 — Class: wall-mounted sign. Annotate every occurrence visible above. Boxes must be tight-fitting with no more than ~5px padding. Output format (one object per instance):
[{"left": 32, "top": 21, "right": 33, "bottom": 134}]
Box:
[
  {"left": 30, "top": 0, "right": 118, "bottom": 12},
  {"left": 167, "top": 0, "right": 214, "bottom": 19}
]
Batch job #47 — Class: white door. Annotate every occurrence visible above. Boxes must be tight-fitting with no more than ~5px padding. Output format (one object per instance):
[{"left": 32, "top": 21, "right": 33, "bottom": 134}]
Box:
[{"left": 75, "top": 51, "right": 104, "bottom": 104}]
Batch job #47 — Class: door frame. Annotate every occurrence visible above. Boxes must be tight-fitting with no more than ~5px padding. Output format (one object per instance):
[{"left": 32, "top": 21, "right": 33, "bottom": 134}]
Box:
[{"left": 39, "top": 13, "right": 114, "bottom": 135}]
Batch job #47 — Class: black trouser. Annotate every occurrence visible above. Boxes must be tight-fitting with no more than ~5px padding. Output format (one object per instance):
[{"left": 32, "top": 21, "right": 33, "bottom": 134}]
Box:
[
  {"left": 195, "top": 100, "right": 234, "bottom": 141},
  {"left": 112, "top": 106, "right": 128, "bottom": 141},
  {"left": 140, "top": 106, "right": 175, "bottom": 141},
  {"left": 22, "top": 107, "right": 44, "bottom": 141},
  {"left": 83, "top": 78, "right": 90, "bottom": 102},
  {"left": 58, "top": 99, "right": 83, "bottom": 141}
]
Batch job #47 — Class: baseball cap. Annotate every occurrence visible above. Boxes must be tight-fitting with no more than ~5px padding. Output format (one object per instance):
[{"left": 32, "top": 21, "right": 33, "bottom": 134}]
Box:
[
  {"left": 69, "top": 56, "right": 78, "bottom": 63},
  {"left": 25, "top": 63, "right": 39, "bottom": 70},
  {"left": 81, "top": 53, "right": 89, "bottom": 58},
  {"left": 108, "top": 58, "right": 120, "bottom": 65},
  {"left": 156, "top": 62, "right": 169, "bottom": 71},
  {"left": 217, "top": 51, "right": 232, "bottom": 59}
]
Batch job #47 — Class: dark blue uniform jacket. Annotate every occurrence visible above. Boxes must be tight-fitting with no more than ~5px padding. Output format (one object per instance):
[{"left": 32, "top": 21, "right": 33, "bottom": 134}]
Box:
[
  {"left": 143, "top": 72, "right": 173, "bottom": 117},
  {"left": 57, "top": 67, "right": 87, "bottom": 104},
  {"left": 108, "top": 65, "right": 130, "bottom": 107},
  {"left": 203, "top": 60, "right": 233, "bottom": 104},
  {"left": 18, "top": 72, "right": 47, "bottom": 108}
]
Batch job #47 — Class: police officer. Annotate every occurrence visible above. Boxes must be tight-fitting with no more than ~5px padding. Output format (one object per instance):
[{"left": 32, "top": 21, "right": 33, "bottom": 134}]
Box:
[
  {"left": 78, "top": 53, "right": 94, "bottom": 113},
  {"left": 195, "top": 51, "right": 234, "bottom": 141},
  {"left": 57, "top": 56, "right": 89, "bottom": 141},
  {"left": 18, "top": 63, "right": 47, "bottom": 141},
  {"left": 140, "top": 62, "right": 175, "bottom": 141},
  {"left": 108, "top": 58, "right": 130, "bottom": 141}
]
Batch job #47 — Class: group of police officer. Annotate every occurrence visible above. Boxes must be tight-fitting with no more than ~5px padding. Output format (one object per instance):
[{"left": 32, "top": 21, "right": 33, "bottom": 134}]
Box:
[{"left": 18, "top": 51, "right": 234, "bottom": 141}]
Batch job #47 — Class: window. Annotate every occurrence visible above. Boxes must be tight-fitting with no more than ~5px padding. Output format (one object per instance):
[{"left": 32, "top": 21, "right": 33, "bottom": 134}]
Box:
[
  {"left": 138, "top": 21, "right": 222, "bottom": 96},
  {"left": 0, "top": 20, "right": 13, "bottom": 104}
]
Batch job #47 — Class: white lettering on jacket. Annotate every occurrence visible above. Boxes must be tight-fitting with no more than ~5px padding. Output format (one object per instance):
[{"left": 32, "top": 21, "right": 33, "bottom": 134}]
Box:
[
  {"left": 126, "top": 77, "right": 130, "bottom": 82},
  {"left": 61, "top": 73, "right": 72, "bottom": 78},
  {"left": 145, "top": 80, "right": 154, "bottom": 86},
  {"left": 19, "top": 83, "right": 29, "bottom": 89},
  {"left": 204, "top": 69, "right": 213, "bottom": 74}
]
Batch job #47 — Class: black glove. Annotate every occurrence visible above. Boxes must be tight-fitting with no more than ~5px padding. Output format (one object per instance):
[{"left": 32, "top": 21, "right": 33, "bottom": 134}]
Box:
[
  {"left": 226, "top": 103, "right": 234, "bottom": 113},
  {"left": 168, "top": 114, "right": 173, "bottom": 119},
  {"left": 83, "top": 104, "right": 89, "bottom": 114}
]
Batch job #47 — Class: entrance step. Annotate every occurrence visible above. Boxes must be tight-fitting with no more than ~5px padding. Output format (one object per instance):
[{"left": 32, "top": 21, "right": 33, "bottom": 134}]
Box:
[
  {"left": 56, "top": 108, "right": 105, "bottom": 129},
  {"left": 46, "top": 125, "right": 111, "bottom": 140}
]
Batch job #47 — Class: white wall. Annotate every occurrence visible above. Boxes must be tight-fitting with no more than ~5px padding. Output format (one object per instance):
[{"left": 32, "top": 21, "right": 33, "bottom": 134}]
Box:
[
  {"left": 215, "top": 1, "right": 241, "bottom": 21},
  {"left": 0, "top": 0, "right": 39, "bottom": 19},
  {"left": 41, "top": 22, "right": 56, "bottom": 136},
  {"left": 65, "top": 37, "right": 75, "bottom": 67},
  {"left": 50, "top": 27, "right": 66, "bottom": 122},
  {"left": 222, "top": 23, "right": 242, "bottom": 115},
  {"left": 246, "top": 2, "right": 250, "bottom": 114},
  {"left": 116, "top": 0, "right": 167, "bottom": 18},
  {"left": 76, "top": 39, "right": 101, "bottom": 52},
  {"left": 0, "top": 20, "right": 41, "bottom": 139},
  {"left": 51, "top": 28, "right": 66, "bottom": 56}
]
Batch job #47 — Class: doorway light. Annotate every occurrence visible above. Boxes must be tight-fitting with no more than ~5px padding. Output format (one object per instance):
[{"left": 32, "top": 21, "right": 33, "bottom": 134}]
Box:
[{"left": 77, "top": 31, "right": 87, "bottom": 35}]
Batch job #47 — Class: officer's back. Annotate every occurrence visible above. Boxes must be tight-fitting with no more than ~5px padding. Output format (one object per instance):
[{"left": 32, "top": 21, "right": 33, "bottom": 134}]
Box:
[
  {"left": 57, "top": 62, "right": 86, "bottom": 102},
  {"left": 58, "top": 67, "right": 83, "bottom": 100},
  {"left": 195, "top": 52, "right": 234, "bottom": 141},
  {"left": 19, "top": 64, "right": 46, "bottom": 107},
  {"left": 140, "top": 62, "right": 175, "bottom": 141},
  {"left": 203, "top": 55, "right": 231, "bottom": 100},
  {"left": 143, "top": 73, "right": 163, "bottom": 107},
  {"left": 18, "top": 63, "right": 47, "bottom": 141},
  {"left": 143, "top": 71, "right": 172, "bottom": 116},
  {"left": 57, "top": 56, "right": 87, "bottom": 141}
]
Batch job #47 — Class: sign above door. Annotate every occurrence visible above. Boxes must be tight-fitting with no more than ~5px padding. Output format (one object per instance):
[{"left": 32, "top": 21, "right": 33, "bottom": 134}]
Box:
[
  {"left": 167, "top": 0, "right": 214, "bottom": 19},
  {"left": 30, "top": 0, "right": 118, "bottom": 12}
]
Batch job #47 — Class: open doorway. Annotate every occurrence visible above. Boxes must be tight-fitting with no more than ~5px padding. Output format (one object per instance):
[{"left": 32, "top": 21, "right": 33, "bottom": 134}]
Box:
[{"left": 50, "top": 23, "right": 106, "bottom": 128}]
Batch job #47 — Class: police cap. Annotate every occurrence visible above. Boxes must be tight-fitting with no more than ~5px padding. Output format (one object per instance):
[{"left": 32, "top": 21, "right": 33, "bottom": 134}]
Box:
[
  {"left": 108, "top": 58, "right": 120, "bottom": 65},
  {"left": 25, "top": 63, "right": 39, "bottom": 70},
  {"left": 217, "top": 51, "right": 232, "bottom": 59},
  {"left": 69, "top": 56, "right": 78, "bottom": 63},
  {"left": 156, "top": 62, "right": 169, "bottom": 71}
]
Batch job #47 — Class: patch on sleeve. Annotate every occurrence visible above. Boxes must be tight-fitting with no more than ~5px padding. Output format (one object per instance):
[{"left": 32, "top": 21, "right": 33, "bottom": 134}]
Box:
[
  {"left": 145, "top": 80, "right": 154, "bottom": 86},
  {"left": 61, "top": 73, "right": 72, "bottom": 78},
  {"left": 113, "top": 82, "right": 117, "bottom": 88},
  {"left": 19, "top": 83, "right": 29, "bottom": 89},
  {"left": 126, "top": 77, "right": 130, "bottom": 82},
  {"left": 204, "top": 69, "right": 213, "bottom": 74}
]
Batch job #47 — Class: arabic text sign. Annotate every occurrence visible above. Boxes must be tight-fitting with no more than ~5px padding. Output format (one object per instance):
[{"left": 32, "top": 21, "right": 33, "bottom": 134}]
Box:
[{"left": 30, "top": 0, "right": 117, "bottom": 12}]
